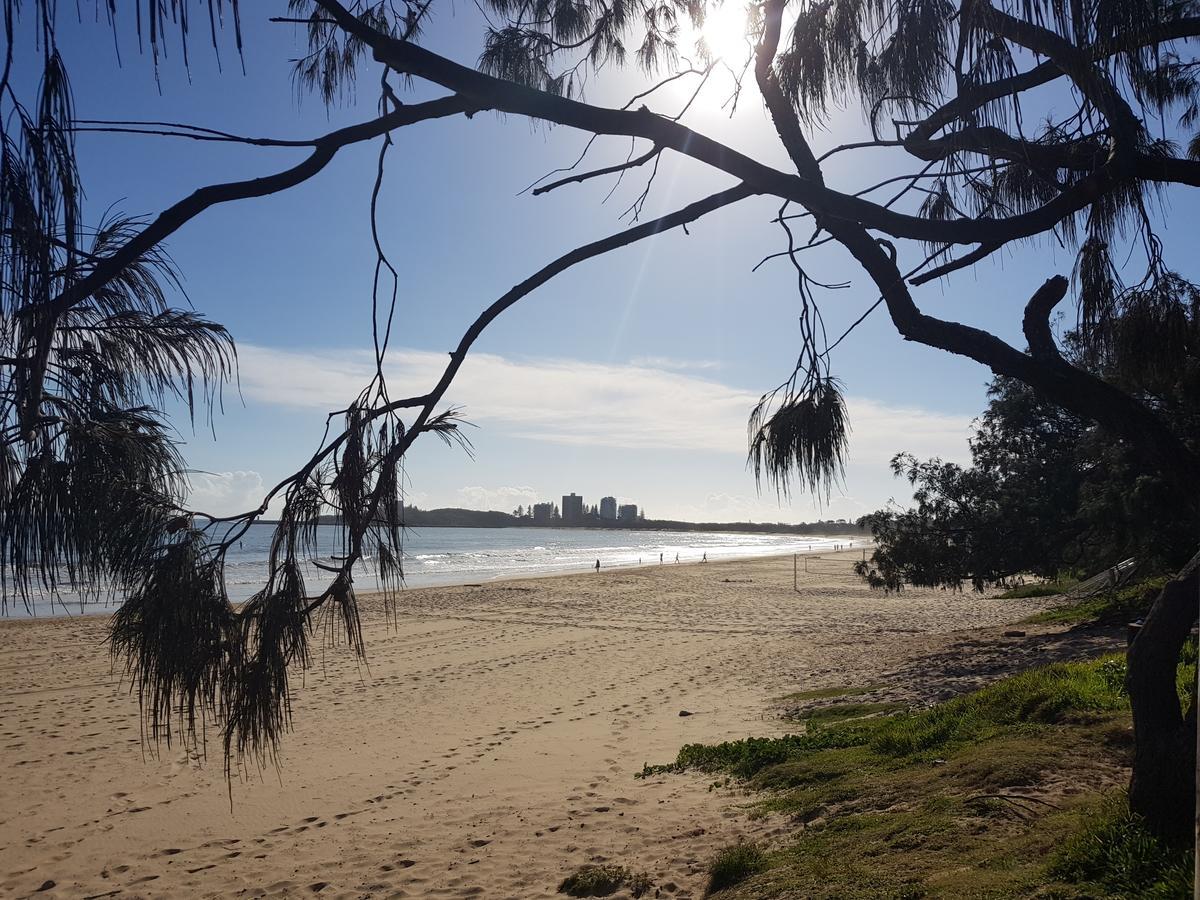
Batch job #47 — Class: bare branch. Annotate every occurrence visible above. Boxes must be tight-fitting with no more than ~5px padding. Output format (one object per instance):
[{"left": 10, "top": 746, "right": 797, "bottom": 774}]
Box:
[
  {"left": 42, "top": 97, "right": 475, "bottom": 323},
  {"left": 532, "top": 144, "right": 661, "bottom": 195}
]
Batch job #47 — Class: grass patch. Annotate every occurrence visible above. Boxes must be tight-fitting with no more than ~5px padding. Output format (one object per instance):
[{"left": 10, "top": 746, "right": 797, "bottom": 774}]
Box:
[
  {"left": 642, "top": 655, "right": 1195, "bottom": 898},
  {"left": 774, "top": 684, "right": 880, "bottom": 703},
  {"left": 999, "top": 577, "right": 1078, "bottom": 599},
  {"left": 800, "top": 701, "right": 906, "bottom": 726},
  {"left": 558, "top": 864, "right": 651, "bottom": 897},
  {"left": 707, "top": 844, "right": 767, "bottom": 894},
  {"left": 644, "top": 660, "right": 1128, "bottom": 782},
  {"left": 1024, "top": 575, "right": 1169, "bottom": 625},
  {"left": 1051, "top": 798, "right": 1193, "bottom": 898},
  {"left": 867, "top": 661, "right": 1127, "bottom": 757}
]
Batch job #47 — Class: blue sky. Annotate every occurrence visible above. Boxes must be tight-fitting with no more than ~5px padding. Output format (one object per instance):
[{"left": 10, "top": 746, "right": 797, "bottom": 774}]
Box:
[{"left": 32, "top": 4, "right": 1198, "bottom": 523}]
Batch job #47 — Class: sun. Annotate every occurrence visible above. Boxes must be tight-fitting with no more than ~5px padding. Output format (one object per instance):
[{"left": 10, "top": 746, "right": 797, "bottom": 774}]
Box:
[{"left": 695, "top": 1, "right": 753, "bottom": 65}]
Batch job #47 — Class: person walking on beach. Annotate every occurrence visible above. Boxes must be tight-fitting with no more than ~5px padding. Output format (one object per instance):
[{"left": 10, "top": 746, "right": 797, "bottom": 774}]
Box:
[
  {"left": 675, "top": 553, "right": 679, "bottom": 563},
  {"left": 702, "top": 552, "right": 707, "bottom": 563},
  {"left": 595, "top": 559, "right": 600, "bottom": 573},
  {"left": 659, "top": 552, "right": 663, "bottom": 564}
]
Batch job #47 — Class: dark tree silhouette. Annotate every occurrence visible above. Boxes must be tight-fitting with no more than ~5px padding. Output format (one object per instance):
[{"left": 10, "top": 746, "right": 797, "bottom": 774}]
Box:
[
  {"left": 859, "top": 370, "right": 1200, "bottom": 592},
  {"left": 2, "top": 0, "right": 1199, "bottom": 838}
]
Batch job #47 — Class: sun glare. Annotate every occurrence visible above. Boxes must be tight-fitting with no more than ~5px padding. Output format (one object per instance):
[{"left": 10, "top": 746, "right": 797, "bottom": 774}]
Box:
[{"left": 696, "top": 1, "right": 753, "bottom": 64}]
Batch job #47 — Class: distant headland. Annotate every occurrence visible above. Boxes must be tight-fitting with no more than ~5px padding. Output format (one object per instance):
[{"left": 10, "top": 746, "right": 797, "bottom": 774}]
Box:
[{"left": 340, "top": 504, "right": 866, "bottom": 535}]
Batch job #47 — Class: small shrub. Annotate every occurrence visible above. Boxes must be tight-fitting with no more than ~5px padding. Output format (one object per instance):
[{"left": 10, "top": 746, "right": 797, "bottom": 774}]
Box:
[
  {"left": 558, "top": 864, "right": 650, "bottom": 897},
  {"left": 626, "top": 871, "right": 652, "bottom": 898},
  {"left": 706, "top": 843, "right": 767, "bottom": 894}
]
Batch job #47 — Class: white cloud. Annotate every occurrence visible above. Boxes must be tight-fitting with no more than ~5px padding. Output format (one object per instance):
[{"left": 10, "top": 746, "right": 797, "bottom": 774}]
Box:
[
  {"left": 455, "top": 484, "right": 539, "bottom": 511},
  {"left": 628, "top": 355, "right": 722, "bottom": 371},
  {"left": 235, "top": 344, "right": 973, "bottom": 466},
  {"left": 185, "top": 470, "right": 267, "bottom": 517},
  {"left": 661, "top": 491, "right": 871, "bottom": 524}
]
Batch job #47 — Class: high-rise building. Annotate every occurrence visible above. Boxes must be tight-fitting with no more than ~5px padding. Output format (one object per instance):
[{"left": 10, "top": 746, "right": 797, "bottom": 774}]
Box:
[
  {"left": 532, "top": 502, "right": 554, "bottom": 525},
  {"left": 618, "top": 503, "right": 638, "bottom": 522},
  {"left": 599, "top": 496, "right": 617, "bottom": 520},
  {"left": 562, "top": 493, "right": 584, "bottom": 525}
]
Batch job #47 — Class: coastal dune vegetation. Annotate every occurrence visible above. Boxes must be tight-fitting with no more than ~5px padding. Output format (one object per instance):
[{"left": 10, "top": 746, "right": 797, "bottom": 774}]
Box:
[{"left": 639, "top": 582, "right": 1196, "bottom": 897}]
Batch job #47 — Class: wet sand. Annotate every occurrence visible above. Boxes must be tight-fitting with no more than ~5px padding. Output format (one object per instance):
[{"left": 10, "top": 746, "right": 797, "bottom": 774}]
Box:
[{"left": 0, "top": 551, "right": 1097, "bottom": 899}]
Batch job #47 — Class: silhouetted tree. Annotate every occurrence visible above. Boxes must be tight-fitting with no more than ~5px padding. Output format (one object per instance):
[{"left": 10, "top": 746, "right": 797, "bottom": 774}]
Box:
[
  {"left": 3, "top": 0, "right": 1199, "bottom": 836},
  {"left": 858, "top": 373, "right": 1199, "bottom": 590}
]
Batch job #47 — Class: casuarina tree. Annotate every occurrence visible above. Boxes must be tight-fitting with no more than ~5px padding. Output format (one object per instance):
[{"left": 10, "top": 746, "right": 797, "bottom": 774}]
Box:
[{"left": 2, "top": 0, "right": 1198, "bottom": 837}]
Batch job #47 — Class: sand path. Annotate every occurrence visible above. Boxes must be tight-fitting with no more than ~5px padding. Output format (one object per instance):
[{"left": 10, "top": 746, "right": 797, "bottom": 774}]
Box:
[{"left": 0, "top": 551, "right": 1083, "bottom": 899}]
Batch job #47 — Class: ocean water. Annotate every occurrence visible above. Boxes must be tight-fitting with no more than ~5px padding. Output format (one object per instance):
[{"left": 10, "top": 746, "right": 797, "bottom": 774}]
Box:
[{"left": 5, "top": 524, "right": 861, "bottom": 617}]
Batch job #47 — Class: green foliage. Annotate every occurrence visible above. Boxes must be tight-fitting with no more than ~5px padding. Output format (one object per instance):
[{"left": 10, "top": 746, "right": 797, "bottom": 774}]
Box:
[
  {"left": 638, "top": 725, "right": 878, "bottom": 781},
  {"left": 1051, "top": 799, "right": 1193, "bottom": 898},
  {"left": 644, "top": 658, "right": 1198, "bottom": 898},
  {"left": 1025, "top": 576, "right": 1169, "bottom": 625},
  {"left": 748, "top": 376, "right": 848, "bottom": 501},
  {"left": 10, "top": 0, "right": 1200, "bottom": 787},
  {"left": 775, "top": 684, "right": 880, "bottom": 703},
  {"left": 801, "top": 702, "right": 905, "bottom": 727},
  {"left": 558, "top": 864, "right": 652, "bottom": 897},
  {"left": 858, "top": 369, "right": 1200, "bottom": 594},
  {"left": 1178, "top": 638, "right": 1197, "bottom": 711},
  {"left": 868, "top": 661, "right": 1128, "bottom": 758},
  {"left": 997, "top": 578, "right": 1078, "bottom": 599},
  {"left": 647, "top": 658, "right": 1130, "bottom": 779},
  {"left": 706, "top": 844, "right": 767, "bottom": 894},
  {"left": 855, "top": 379, "right": 1093, "bottom": 592},
  {"left": 1098, "top": 658, "right": 1128, "bottom": 695}
]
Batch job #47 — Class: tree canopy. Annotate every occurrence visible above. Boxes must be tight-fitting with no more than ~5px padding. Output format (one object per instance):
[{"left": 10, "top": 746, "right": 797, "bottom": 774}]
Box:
[{"left": 857, "top": 369, "right": 1200, "bottom": 592}]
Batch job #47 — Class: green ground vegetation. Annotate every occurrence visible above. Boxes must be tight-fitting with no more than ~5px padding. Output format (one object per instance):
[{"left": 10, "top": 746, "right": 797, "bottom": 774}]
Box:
[
  {"left": 773, "top": 684, "right": 882, "bottom": 704},
  {"left": 707, "top": 844, "right": 768, "bottom": 894},
  {"left": 639, "top": 656, "right": 1195, "bottom": 898},
  {"left": 997, "top": 578, "right": 1080, "bottom": 600},
  {"left": 799, "top": 701, "right": 907, "bottom": 727},
  {"left": 557, "top": 864, "right": 652, "bottom": 897},
  {"left": 1023, "top": 576, "right": 1170, "bottom": 625}
]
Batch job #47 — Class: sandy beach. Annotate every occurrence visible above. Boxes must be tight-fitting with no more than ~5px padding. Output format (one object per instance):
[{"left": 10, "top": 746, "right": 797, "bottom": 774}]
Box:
[{"left": 0, "top": 551, "right": 1116, "bottom": 899}]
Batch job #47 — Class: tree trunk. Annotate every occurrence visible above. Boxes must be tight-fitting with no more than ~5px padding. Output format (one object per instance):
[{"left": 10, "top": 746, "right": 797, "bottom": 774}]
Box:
[{"left": 1127, "top": 562, "right": 1199, "bottom": 842}]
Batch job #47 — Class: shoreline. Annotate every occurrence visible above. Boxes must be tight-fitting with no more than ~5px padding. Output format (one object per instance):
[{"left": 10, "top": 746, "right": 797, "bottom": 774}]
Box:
[
  {"left": 404, "top": 537, "right": 868, "bottom": 591},
  {"left": 2, "top": 536, "right": 869, "bottom": 622}
]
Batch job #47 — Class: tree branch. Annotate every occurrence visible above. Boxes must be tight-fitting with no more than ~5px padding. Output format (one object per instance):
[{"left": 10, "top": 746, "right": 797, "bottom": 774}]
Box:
[
  {"left": 828, "top": 222, "right": 1200, "bottom": 492},
  {"left": 311, "top": 0, "right": 1121, "bottom": 250},
  {"left": 1021, "top": 276, "right": 1068, "bottom": 362},
  {"left": 910, "top": 242, "right": 1002, "bottom": 285},
  {"left": 532, "top": 144, "right": 661, "bottom": 195},
  {"left": 40, "top": 96, "right": 474, "bottom": 322}
]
